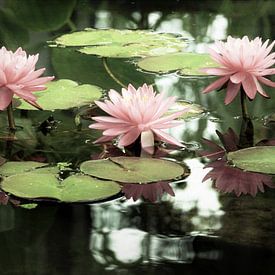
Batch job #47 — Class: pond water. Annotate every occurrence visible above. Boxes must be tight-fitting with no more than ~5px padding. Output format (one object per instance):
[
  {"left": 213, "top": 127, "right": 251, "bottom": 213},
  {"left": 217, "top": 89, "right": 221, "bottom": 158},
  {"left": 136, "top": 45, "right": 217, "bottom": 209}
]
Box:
[{"left": 0, "top": 0, "right": 275, "bottom": 274}]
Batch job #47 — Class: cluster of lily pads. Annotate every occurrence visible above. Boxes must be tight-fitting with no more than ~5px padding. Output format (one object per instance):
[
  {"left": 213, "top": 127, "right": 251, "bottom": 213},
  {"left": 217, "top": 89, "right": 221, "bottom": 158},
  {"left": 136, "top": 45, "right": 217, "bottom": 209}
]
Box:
[
  {"left": 0, "top": 157, "right": 187, "bottom": 203},
  {"left": 1, "top": 28, "right": 275, "bottom": 203}
]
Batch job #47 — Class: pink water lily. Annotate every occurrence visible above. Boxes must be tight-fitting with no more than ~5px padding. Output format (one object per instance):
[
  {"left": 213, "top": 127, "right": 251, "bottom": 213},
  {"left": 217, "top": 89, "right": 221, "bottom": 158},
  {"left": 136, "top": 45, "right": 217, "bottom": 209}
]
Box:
[
  {"left": 89, "top": 84, "right": 189, "bottom": 154},
  {"left": 202, "top": 36, "right": 275, "bottom": 104},
  {"left": 0, "top": 46, "right": 54, "bottom": 110}
]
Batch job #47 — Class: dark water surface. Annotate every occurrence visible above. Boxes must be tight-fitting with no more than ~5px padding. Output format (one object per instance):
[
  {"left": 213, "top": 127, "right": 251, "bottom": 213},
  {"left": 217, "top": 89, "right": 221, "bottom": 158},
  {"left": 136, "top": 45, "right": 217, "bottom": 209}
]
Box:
[{"left": 0, "top": 0, "right": 275, "bottom": 274}]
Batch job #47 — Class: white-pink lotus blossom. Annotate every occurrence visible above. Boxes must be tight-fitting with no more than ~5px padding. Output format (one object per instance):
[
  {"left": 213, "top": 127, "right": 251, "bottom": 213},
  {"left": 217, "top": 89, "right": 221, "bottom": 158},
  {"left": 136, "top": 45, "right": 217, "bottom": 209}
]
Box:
[
  {"left": 89, "top": 84, "right": 189, "bottom": 154},
  {"left": 0, "top": 47, "right": 54, "bottom": 110},
  {"left": 202, "top": 36, "right": 275, "bottom": 104}
]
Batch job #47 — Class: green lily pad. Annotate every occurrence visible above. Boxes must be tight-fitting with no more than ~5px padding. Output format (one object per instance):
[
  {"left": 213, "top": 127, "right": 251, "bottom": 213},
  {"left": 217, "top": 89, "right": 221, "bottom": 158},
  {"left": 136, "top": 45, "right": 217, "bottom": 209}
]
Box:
[
  {"left": 61, "top": 175, "right": 121, "bottom": 202},
  {"left": 17, "top": 79, "right": 102, "bottom": 110},
  {"left": 1, "top": 173, "right": 121, "bottom": 203},
  {"left": 80, "top": 157, "right": 186, "bottom": 183},
  {"left": 51, "top": 48, "right": 155, "bottom": 91},
  {"left": 227, "top": 146, "right": 275, "bottom": 174},
  {"left": 6, "top": 0, "right": 76, "bottom": 31},
  {"left": 54, "top": 28, "right": 186, "bottom": 58},
  {"left": 166, "top": 100, "right": 205, "bottom": 120},
  {"left": 1, "top": 173, "right": 60, "bottom": 199},
  {"left": 137, "top": 53, "right": 217, "bottom": 76},
  {"left": 0, "top": 161, "right": 57, "bottom": 177}
]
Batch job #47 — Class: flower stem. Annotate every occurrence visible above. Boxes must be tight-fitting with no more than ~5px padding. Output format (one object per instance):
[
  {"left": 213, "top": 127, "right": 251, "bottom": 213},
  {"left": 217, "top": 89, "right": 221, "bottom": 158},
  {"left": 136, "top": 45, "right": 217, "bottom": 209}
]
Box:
[
  {"left": 240, "top": 90, "right": 249, "bottom": 119},
  {"left": 67, "top": 19, "right": 77, "bottom": 31},
  {"left": 7, "top": 103, "right": 16, "bottom": 131},
  {"left": 102, "top": 57, "right": 127, "bottom": 88}
]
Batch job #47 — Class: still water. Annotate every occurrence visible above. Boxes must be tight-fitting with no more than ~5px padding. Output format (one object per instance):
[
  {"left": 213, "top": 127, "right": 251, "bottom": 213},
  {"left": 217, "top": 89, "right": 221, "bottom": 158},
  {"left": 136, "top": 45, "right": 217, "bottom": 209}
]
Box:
[{"left": 0, "top": 0, "right": 275, "bottom": 274}]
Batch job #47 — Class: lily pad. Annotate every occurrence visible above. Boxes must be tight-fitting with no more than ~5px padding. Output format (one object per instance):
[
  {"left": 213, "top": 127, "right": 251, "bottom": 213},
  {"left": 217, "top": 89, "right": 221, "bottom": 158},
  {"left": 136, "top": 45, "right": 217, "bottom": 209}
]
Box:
[
  {"left": 166, "top": 100, "right": 205, "bottom": 120},
  {"left": 80, "top": 157, "right": 186, "bottom": 183},
  {"left": 54, "top": 28, "right": 186, "bottom": 58},
  {"left": 6, "top": 0, "right": 76, "bottom": 31},
  {"left": 1, "top": 173, "right": 121, "bottom": 203},
  {"left": 227, "top": 146, "right": 275, "bottom": 174},
  {"left": 137, "top": 53, "right": 217, "bottom": 76},
  {"left": 0, "top": 161, "right": 57, "bottom": 177},
  {"left": 17, "top": 79, "right": 102, "bottom": 110}
]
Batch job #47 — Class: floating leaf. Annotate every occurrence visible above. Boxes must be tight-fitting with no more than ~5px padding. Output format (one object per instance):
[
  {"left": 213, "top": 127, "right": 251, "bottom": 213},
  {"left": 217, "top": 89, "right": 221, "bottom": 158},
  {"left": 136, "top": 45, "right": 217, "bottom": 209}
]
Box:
[
  {"left": 51, "top": 48, "right": 154, "bottom": 90},
  {"left": 80, "top": 157, "right": 186, "bottom": 183},
  {"left": 1, "top": 173, "right": 60, "bottom": 199},
  {"left": 6, "top": 0, "right": 76, "bottom": 31},
  {"left": 54, "top": 28, "right": 186, "bottom": 58},
  {"left": 61, "top": 175, "right": 121, "bottom": 202},
  {"left": 1, "top": 173, "right": 121, "bottom": 203},
  {"left": 137, "top": 53, "right": 217, "bottom": 76},
  {"left": 166, "top": 100, "right": 205, "bottom": 120},
  {"left": 227, "top": 146, "right": 275, "bottom": 174},
  {"left": 0, "top": 161, "right": 56, "bottom": 177},
  {"left": 17, "top": 79, "right": 102, "bottom": 110}
]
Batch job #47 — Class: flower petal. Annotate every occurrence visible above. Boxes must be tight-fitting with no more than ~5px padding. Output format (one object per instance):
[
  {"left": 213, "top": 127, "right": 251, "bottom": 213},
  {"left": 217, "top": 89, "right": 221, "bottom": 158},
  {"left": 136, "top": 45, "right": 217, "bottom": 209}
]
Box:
[
  {"left": 141, "top": 130, "right": 155, "bottom": 154},
  {"left": 202, "top": 76, "right": 229, "bottom": 94},
  {"left": 224, "top": 81, "right": 241, "bottom": 104},
  {"left": 152, "top": 129, "right": 183, "bottom": 147},
  {"left": 242, "top": 74, "right": 257, "bottom": 99},
  {"left": 118, "top": 128, "right": 141, "bottom": 147}
]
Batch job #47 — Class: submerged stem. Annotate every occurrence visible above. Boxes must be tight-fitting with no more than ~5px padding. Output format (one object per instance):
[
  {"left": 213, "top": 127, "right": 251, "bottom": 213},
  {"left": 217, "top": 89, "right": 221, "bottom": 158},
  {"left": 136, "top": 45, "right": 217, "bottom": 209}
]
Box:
[
  {"left": 240, "top": 90, "right": 249, "bottom": 119},
  {"left": 67, "top": 19, "right": 77, "bottom": 31},
  {"left": 7, "top": 103, "right": 16, "bottom": 131},
  {"left": 102, "top": 57, "right": 127, "bottom": 88}
]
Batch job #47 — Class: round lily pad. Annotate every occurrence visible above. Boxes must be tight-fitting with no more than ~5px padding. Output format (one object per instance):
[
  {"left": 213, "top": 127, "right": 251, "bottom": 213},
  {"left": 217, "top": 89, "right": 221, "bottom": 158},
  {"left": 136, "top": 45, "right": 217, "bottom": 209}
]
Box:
[
  {"left": 0, "top": 161, "right": 56, "bottom": 177},
  {"left": 61, "top": 175, "right": 121, "bottom": 202},
  {"left": 137, "top": 53, "right": 217, "bottom": 76},
  {"left": 1, "top": 173, "right": 60, "bottom": 199},
  {"left": 80, "top": 157, "right": 186, "bottom": 183},
  {"left": 54, "top": 28, "right": 186, "bottom": 58},
  {"left": 227, "top": 146, "right": 275, "bottom": 174},
  {"left": 1, "top": 173, "right": 121, "bottom": 203},
  {"left": 17, "top": 79, "right": 102, "bottom": 110}
]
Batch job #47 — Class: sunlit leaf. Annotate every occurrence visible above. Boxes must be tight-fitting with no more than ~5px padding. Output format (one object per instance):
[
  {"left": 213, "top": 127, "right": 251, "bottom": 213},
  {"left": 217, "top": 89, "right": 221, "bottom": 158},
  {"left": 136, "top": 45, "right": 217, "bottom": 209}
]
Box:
[
  {"left": 17, "top": 79, "right": 103, "bottom": 110},
  {"left": 137, "top": 53, "right": 217, "bottom": 76},
  {"left": 80, "top": 157, "right": 186, "bottom": 183},
  {"left": 54, "top": 28, "right": 186, "bottom": 58},
  {"left": 7, "top": 0, "right": 76, "bottom": 31},
  {"left": 1, "top": 173, "right": 121, "bottom": 203},
  {"left": 61, "top": 175, "right": 121, "bottom": 202},
  {"left": 166, "top": 100, "right": 205, "bottom": 120},
  {"left": 227, "top": 146, "right": 275, "bottom": 174},
  {"left": 0, "top": 161, "right": 57, "bottom": 177}
]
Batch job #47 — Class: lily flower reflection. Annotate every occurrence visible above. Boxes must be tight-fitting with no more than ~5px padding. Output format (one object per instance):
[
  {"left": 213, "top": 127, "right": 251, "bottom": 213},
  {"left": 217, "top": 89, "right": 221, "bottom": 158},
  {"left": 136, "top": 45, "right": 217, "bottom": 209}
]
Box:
[
  {"left": 0, "top": 47, "right": 54, "bottom": 110},
  {"left": 122, "top": 181, "right": 175, "bottom": 202},
  {"left": 202, "top": 36, "right": 275, "bottom": 104},
  {"left": 200, "top": 128, "right": 274, "bottom": 196},
  {"left": 89, "top": 84, "right": 189, "bottom": 154}
]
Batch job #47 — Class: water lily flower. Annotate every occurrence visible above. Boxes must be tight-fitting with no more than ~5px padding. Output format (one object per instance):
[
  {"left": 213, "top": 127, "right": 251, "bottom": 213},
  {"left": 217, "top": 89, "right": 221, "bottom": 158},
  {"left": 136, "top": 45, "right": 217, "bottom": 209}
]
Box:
[
  {"left": 89, "top": 84, "right": 189, "bottom": 154},
  {"left": 0, "top": 47, "right": 54, "bottom": 110},
  {"left": 202, "top": 36, "right": 275, "bottom": 104},
  {"left": 200, "top": 128, "right": 275, "bottom": 196}
]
